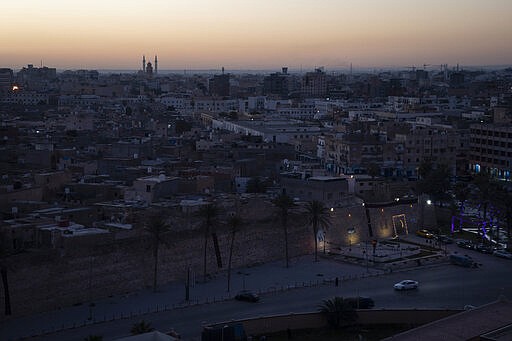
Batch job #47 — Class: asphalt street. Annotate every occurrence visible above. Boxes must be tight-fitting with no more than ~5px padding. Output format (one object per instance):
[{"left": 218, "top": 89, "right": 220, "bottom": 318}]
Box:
[{"left": 7, "top": 246, "right": 511, "bottom": 341}]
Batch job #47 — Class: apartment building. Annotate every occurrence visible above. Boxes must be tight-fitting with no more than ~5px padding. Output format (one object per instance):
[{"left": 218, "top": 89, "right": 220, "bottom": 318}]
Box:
[{"left": 468, "top": 123, "right": 512, "bottom": 179}]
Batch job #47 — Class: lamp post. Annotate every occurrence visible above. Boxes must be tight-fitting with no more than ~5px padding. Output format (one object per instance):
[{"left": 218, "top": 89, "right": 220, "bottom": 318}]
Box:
[
  {"left": 222, "top": 325, "right": 229, "bottom": 341},
  {"left": 240, "top": 272, "right": 249, "bottom": 290},
  {"left": 348, "top": 227, "right": 355, "bottom": 252}
]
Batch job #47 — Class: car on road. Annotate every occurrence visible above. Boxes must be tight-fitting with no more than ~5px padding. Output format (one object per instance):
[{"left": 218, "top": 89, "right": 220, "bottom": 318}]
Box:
[
  {"left": 394, "top": 280, "right": 419, "bottom": 290},
  {"left": 475, "top": 244, "right": 494, "bottom": 254},
  {"left": 457, "top": 240, "right": 475, "bottom": 250},
  {"left": 436, "top": 235, "right": 454, "bottom": 244},
  {"left": 344, "top": 296, "right": 375, "bottom": 309},
  {"left": 493, "top": 249, "right": 512, "bottom": 259},
  {"left": 450, "top": 254, "right": 477, "bottom": 268},
  {"left": 234, "top": 290, "right": 259, "bottom": 302},
  {"left": 416, "top": 229, "right": 434, "bottom": 239}
]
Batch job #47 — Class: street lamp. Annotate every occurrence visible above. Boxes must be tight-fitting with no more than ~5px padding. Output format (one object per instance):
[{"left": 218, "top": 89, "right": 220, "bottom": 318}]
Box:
[
  {"left": 347, "top": 227, "right": 355, "bottom": 252},
  {"left": 222, "top": 325, "right": 229, "bottom": 341}
]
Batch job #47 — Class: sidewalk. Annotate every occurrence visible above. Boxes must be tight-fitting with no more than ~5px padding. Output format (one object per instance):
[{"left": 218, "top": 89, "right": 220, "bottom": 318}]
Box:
[{"left": 1, "top": 255, "right": 382, "bottom": 340}]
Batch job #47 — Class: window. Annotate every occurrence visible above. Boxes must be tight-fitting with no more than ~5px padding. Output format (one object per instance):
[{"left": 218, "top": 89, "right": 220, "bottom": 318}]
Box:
[{"left": 146, "top": 185, "right": 151, "bottom": 192}]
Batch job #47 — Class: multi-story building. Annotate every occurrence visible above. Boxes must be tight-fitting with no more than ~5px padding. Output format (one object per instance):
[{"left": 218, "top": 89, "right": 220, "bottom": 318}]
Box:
[
  {"left": 209, "top": 73, "right": 230, "bottom": 97},
  {"left": 402, "top": 125, "right": 459, "bottom": 179},
  {"left": 325, "top": 133, "right": 386, "bottom": 175},
  {"left": 468, "top": 123, "right": 512, "bottom": 179},
  {"left": 302, "top": 68, "right": 327, "bottom": 97},
  {"left": 324, "top": 121, "right": 459, "bottom": 179},
  {"left": 263, "top": 67, "right": 289, "bottom": 98},
  {"left": 0, "top": 68, "right": 14, "bottom": 97}
]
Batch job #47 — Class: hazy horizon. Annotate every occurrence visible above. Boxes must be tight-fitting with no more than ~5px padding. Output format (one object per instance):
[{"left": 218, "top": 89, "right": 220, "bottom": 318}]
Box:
[{"left": 3, "top": 0, "right": 512, "bottom": 70}]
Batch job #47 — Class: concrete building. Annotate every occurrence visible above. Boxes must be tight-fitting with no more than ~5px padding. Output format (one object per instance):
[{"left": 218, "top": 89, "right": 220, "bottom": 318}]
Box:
[
  {"left": 0, "top": 68, "right": 14, "bottom": 97},
  {"left": 468, "top": 123, "right": 512, "bottom": 179},
  {"left": 124, "top": 175, "right": 179, "bottom": 204},
  {"left": 263, "top": 67, "right": 289, "bottom": 97},
  {"left": 209, "top": 73, "right": 230, "bottom": 97},
  {"left": 280, "top": 174, "right": 350, "bottom": 207},
  {"left": 302, "top": 68, "right": 327, "bottom": 97}
]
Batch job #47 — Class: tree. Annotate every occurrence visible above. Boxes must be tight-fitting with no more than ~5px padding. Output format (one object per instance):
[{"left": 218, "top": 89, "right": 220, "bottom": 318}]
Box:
[
  {"left": 227, "top": 214, "right": 243, "bottom": 292},
  {"left": 417, "top": 160, "right": 433, "bottom": 180},
  {"left": 366, "top": 162, "right": 380, "bottom": 179},
  {"left": 198, "top": 204, "right": 220, "bottom": 282},
  {"left": 318, "top": 297, "right": 357, "bottom": 328},
  {"left": 246, "top": 177, "right": 267, "bottom": 193},
  {"left": 306, "top": 200, "right": 331, "bottom": 262},
  {"left": 145, "top": 214, "right": 170, "bottom": 292},
  {"left": 0, "top": 234, "right": 11, "bottom": 316},
  {"left": 453, "top": 181, "right": 471, "bottom": 214},
  {"left": 472, "top": 173, "right": 497, "bottom": 221},
  {"left": 84, "top": 336, "right": 103, "bottom": 341},
  {"left": 130, "top": 320, "right": 154, "bottom": 335},
  {"left": 492, "top": 187, "right": 512, "bottom": 248},
  {"left": 273, "top": 194, "right": 294, "bottom": 268},
  {"left": 417, "top": 163, "right": 451, "bottom": 205}
]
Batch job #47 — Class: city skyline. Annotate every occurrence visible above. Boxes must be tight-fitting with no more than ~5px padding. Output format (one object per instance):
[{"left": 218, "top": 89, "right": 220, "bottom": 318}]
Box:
[{"left": 2, "top": 0, "right": 512, "bottom": 70}]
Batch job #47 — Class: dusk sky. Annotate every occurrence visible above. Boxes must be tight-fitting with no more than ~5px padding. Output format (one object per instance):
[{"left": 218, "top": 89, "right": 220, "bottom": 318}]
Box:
[{"left": 2, "top": 0, "right": 512, "bottom": 70}]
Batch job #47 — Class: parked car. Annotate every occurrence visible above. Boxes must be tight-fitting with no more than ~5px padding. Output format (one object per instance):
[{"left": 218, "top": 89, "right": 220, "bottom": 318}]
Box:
[
  {"left": 394, "top": 280, "right": 419, "bottom": 290},
  {"left": 436, "top": 235, "right": 454, "bottom": 244},
  {"left": 457, "top": 240, "right": 475, "bottom": 250},
  {"left": 475, "top": 244, "right": 494, "bottom": 254},
  {"left": 416, "top": 229, "right": 434, "bottom": 239},
  {"left": 493, "top": 250, "right": 512, "bottom": 259},
  {"left": 235, "top": 290, "right": 259, "bottom": 302},
  {"left": 344, "top": 296, "right": 375, "bottom": 309}
]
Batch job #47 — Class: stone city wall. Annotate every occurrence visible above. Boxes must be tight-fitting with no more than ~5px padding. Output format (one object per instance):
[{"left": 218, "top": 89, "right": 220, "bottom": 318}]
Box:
[{"left": 0, "top": 200, "right": 420, "bottom": 319}]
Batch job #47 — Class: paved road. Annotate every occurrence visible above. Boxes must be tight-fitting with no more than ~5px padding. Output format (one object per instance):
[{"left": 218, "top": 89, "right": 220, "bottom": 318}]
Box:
[{"left": 13, "top": 250, "right": 512, "bottom": 341}]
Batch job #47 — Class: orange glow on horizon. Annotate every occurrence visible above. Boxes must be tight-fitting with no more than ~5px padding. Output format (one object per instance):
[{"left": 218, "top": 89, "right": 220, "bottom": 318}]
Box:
[{"left": 2, "top": 0, "right": 512, "bottom": 70}]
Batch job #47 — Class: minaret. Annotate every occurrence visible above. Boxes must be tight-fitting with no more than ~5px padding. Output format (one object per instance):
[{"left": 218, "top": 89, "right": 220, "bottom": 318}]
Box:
[
  {"left": 154, "top": 55, "right": 158, "bottom": 75},
  {"left": 143, "top": 55, "right": 146, "bottom": 72}
]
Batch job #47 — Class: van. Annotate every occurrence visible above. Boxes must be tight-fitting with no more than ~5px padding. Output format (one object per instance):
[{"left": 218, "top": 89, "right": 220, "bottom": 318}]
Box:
[{"left": 450, "top": 254, "right": 477, "bottom": 268}]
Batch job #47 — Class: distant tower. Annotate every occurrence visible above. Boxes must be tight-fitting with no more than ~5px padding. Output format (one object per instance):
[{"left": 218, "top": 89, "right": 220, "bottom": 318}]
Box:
[
  {"left": 222, "top": 66, "right": 225, "bottom": 75},
  {"left": 154, "top": 55, "right": 158, "bottom": 75},
  {"left": 146, "top": 62, "right": 153, "bottom": 77},
  {"left": 142, "top": 55, "right": 146, "bottom": 72}
]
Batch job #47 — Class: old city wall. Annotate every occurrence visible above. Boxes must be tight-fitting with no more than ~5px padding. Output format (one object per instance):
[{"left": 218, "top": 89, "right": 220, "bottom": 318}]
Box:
[
  {"left": 1, "top": 201, "right": 419, "bottom": 319},
  {"left": 327, "top": 202, "right": 419, "bottom": 247}
]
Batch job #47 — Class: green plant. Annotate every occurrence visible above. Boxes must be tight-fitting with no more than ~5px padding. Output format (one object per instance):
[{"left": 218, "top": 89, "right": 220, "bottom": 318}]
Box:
[
  {"left": 130, "top": 320, "right": 154, "bottom": 335},
  {"left": 318, "top": 297, "right": 357, "bottom": 328}
]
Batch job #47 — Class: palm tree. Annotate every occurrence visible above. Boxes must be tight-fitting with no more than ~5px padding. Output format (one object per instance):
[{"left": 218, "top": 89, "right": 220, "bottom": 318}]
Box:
[
  {"left": 273, "top": 194, "right": 294, "bottom": 268},
  {"left": 318, "top": 296, "right": 357, "bottom": 328},
  {"left": 472, "top": 173, "right": 496, "bottom": 221},
  {"left": 145, "top": 214, "right": 170, "bottom": 292},
  {"left": 492, "top": 187, "right": 512, "bottom": 248},
  {"left": 130, "top": 320, "right": 154, "bottom": 335},
  {"left": 227, "top": 214, "right": 243, "bottom": 292},
  {"left": 0, "top": 234, "right": 11, "bottom": 316},
  {"left": 472, "top": 173, "right": 498, "bottom": 239},
  {"left": 306, "top": 200, "right": 331, "bottom": 262},
  {"left": 83, "top": 335, "right": 103, "bottom": 341},
  {"left": 198, "top": 204, "right": 219, "bottom": 282},
  {"left": 453, "top": 181, "right": 471, "bottom": 215}
]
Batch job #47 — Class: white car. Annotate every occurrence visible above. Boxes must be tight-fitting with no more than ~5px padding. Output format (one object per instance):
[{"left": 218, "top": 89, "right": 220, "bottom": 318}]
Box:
[
  {"left": 394, "top": 280, "right": 419, "bottom": 290},
  {"left": 493, "top": 250, "right": 512, "bottom": 260}
]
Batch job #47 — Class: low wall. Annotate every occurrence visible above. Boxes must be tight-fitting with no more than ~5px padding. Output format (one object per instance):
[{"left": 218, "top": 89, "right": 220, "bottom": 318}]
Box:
[{"left": 209, "top": 309, "right": 462, "bottom": 336}]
